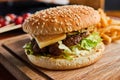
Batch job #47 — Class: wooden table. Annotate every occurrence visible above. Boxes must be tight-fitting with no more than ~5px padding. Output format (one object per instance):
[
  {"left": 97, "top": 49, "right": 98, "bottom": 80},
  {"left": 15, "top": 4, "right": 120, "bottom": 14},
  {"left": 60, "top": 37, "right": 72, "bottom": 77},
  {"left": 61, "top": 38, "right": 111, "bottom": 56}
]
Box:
[
  {"left": 0, "top": 11, "right": 120, "bottom": 80},
  {"left": 0, "top": 29, "right": 25, "bottom": 80},
  {"left": 106, "top": 11, "right": 120, "bottom": 18}
]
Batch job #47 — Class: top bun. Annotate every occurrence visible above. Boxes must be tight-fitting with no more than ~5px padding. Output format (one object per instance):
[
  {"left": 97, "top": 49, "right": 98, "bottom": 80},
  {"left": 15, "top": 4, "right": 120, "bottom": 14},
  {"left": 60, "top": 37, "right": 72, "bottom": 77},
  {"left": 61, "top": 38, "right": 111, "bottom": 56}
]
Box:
[{"left": 23, "top": 5, "right": 100, "bottom": 35}]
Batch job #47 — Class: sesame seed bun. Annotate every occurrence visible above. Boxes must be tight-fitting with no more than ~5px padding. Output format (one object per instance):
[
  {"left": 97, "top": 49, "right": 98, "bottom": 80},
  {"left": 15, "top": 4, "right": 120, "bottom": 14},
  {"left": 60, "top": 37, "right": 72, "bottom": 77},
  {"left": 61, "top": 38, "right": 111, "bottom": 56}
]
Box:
[
  {"left": 26, "top": 43, "right": 105, "bottom": 70},
  {"left": 22, "top": 5, "right": 100, "bottom": 35}
]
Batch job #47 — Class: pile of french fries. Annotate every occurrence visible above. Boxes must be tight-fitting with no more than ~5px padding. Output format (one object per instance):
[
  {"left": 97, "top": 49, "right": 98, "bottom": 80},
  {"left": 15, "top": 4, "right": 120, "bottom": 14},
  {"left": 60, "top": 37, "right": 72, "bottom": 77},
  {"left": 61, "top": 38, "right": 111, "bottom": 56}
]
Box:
[{"left": 97, "top": 9, "right": 120, "bottom": 44}]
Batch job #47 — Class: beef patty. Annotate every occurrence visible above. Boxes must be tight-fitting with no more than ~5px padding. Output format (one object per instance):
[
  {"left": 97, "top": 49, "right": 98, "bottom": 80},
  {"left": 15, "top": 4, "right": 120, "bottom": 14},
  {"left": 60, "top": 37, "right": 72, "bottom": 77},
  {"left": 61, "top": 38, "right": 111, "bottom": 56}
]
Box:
[{"left": 31, "top": 32, "right": 89, "bottom": 56}]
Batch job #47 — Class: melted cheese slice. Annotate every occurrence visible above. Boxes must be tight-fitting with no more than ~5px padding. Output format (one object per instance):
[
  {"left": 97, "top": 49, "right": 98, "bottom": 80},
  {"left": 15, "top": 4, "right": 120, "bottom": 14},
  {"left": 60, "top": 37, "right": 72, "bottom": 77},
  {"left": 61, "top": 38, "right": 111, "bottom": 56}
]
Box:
[{"left": 34, "top": 34, "right": 66, "bottom": 48}]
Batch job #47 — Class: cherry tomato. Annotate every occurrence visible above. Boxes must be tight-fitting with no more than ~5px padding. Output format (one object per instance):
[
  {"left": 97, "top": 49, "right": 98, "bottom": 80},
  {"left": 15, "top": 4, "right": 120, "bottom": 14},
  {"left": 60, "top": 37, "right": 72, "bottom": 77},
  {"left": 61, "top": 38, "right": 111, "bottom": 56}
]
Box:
[
  {"left": 15, "top": 16, "right": 23, "bottom": 25},
  {"left": 0, "top": 18, "right": 7, "bottom": 27},
  {"left": 23, "top": 13, "right": 31, "bottom": 20},
  {"left": 5, "top": 13, "right": 17, "bottom": 22}
]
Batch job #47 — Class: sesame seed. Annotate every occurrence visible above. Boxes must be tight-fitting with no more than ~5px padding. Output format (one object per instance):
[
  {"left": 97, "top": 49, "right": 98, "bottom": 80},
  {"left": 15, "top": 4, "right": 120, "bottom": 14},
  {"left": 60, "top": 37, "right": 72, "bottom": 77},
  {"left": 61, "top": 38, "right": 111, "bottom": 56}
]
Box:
[
  {"left": 65, "top": 19, "right": 67, "bottom": 23},
  {"left": 54, "top": 19, "right": 58, "bottom": 23},
  {"left": 36, "top": 26, "right": 39, "bottom": 29},
  {"left": 41, "top": 22, "right": 45, "bottom": 28},
  {"left": 32, "top": 22, "right": 34, "bottom": 25},
  {"left": 76, "top": 22, "right": 80, "bottom": 26},
  {"left": 51, "top": 20, "right": 55, "bottom": 22},
  {"left": 35, "top": 19, "right": 38, "bottom": 22},
  {"left": 66, "top": 22, "right": 71, "bottom": 26},
  {"left": 54, "top": 27, "right": 57, "bottom": 31},
  {"left": 43, "top": 15, "right": 46, "bottom": 18},
  {"left": 38, "top": 22, "right": 40, "bottom": 25},
  {"left": 68, "top": 26, "right": 72, "bottom": 31},
  {"left": 60, "top": 21, "right": 63, "bottom": 25}
]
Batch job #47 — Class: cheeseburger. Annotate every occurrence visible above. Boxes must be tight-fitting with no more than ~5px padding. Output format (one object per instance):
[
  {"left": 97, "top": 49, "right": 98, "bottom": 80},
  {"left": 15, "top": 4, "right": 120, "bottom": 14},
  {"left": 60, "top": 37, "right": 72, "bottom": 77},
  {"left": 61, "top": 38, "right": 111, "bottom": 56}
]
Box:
[{"left": 23, "top": 5, "right": 105, "bottom": 70}]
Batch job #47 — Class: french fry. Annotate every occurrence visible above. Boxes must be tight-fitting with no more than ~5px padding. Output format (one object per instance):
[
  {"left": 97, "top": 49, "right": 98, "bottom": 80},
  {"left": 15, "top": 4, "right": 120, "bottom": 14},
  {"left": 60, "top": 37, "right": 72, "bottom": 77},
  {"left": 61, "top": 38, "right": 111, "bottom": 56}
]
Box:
[
  {"left": 101, "top": 34, "right": 112, "bottom": 44},
  {"left": 111, "top": 31, "right": 117, "bottom": 38},
  {"left": 111, "top": 19, "right": 120, "bottom": 25},
  {"left": 112, "top": 35, "right": 120, "bottom": 42},
  {"left": 110, "top": 26, "right": 120, "bottom": 30},
  {"left": 97, "top": 9, "right": 120, "bottom": 44}
]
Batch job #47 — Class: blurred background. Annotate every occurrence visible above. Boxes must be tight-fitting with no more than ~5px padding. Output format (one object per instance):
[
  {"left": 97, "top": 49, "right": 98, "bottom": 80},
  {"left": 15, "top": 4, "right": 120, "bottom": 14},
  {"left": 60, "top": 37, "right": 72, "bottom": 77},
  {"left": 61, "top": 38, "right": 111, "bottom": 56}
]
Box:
[
  {"left": 105, "top": 0, "right": 120, "bottom": 10},
  {"left": 0, "top": 0, "right": 120, "bottom": 15}
]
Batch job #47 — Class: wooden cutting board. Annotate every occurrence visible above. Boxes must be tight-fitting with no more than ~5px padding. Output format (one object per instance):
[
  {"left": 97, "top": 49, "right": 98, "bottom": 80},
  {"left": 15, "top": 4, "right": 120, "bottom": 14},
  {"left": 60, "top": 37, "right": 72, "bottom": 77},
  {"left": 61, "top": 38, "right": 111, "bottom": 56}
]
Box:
[{"left": 0, "top": 34, "right": 120, "bottom": 80}]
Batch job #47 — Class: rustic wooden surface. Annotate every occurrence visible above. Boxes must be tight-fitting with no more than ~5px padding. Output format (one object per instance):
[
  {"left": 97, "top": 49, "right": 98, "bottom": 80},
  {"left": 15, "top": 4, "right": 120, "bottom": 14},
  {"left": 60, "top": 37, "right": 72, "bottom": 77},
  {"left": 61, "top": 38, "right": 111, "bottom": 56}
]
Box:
[
  {"left": 106, "top": 11, "right": 120, "bottom": 18},
  {"left": 0, "top": 34, "right": 120, "bottom": 80},
  {"left": 0, "top": 35, "right": 47, "bottom": 80},
  {"left": 69, "top": 0, "right": 105, "bottom": 9}
]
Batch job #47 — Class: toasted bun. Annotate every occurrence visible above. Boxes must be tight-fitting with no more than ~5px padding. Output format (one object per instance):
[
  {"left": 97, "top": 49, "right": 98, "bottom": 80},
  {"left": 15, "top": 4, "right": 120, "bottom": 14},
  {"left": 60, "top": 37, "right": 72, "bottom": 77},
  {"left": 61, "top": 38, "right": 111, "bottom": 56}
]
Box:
[
  {"left": 26, "top": 43, "right": 105, "bottom": 70},
  {"left": 23, "top": 5, "right": 100, "bottom": 35}
]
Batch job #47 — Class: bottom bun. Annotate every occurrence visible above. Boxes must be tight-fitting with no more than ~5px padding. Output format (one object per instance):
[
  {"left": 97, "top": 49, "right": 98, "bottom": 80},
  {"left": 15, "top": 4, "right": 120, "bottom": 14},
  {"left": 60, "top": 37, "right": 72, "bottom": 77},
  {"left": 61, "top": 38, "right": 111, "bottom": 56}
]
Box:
[{"left": 26, "top": 43, "right": 105, "bottom": 70}]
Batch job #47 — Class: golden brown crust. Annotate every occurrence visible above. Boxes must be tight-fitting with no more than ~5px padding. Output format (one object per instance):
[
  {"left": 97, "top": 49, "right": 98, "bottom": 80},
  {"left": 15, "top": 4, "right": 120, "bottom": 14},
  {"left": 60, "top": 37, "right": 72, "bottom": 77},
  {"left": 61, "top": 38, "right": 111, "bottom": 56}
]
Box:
[
  {"left": 22, "top": 5, "right": 100, "bottom": 35},
  {"left": 26, "top": 43, "right": 105, "bottom": 70}
]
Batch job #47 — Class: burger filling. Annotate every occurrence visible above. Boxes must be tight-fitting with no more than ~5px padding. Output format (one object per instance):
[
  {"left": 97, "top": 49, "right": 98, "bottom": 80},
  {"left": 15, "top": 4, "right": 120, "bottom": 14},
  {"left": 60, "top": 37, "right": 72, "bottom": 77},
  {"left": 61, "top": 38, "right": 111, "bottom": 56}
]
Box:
[{"left": 23, "top": 28, "right": 102, "bottom": 60}]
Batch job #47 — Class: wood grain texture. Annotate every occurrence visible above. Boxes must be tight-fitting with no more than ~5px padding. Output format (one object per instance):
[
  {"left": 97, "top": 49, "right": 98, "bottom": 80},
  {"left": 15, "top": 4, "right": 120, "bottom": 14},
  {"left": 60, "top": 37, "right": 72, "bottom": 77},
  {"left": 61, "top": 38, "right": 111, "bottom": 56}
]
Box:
[
  {"left": 0, "top": 47, "right": 46, "bottom": 80},
  {"left": 0, "top": 35, "right": 47, "bottom": 80},
  {"left": 1, "top": 34, "right": 120, "bottom": 80},
  {"left": 69, "top": 0, "right": 105, "bottom": 9},
  {"left": 106, "top": 11, "right": 120, "bottom": 18}
]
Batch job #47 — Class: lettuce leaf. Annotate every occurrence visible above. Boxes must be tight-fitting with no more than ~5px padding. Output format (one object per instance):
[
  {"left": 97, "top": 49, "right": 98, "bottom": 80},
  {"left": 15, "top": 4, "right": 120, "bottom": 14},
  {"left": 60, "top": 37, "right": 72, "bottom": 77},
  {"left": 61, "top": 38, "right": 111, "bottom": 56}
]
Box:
[
  {"left": 80, "top": 32, "right": 102, "bottom": 50},
  {"left": 58, "top": 32, "right": 102, "bottom": 57},
  {"left": 23, "top": 42, "right": 34, "bottom": 55},
  {"left": 63, "top": 53, "right": 73, "bottom": 60}
]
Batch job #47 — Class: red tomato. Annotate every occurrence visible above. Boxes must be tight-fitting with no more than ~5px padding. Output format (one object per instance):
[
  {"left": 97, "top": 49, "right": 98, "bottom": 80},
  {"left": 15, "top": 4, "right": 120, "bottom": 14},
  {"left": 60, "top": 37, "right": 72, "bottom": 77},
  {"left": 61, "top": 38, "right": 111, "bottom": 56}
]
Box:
[
  {"left": 15, "top": 16, "right": 23, "bottom": 25},
  {"left": 0, "top": 18, "right": 7, "bottom": 27},
  {"left": 6, "top": 13, "right": 17, "bottom": 22},
  {"left": 23, "top": 13, "right": 31, "bottom": 20}
]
